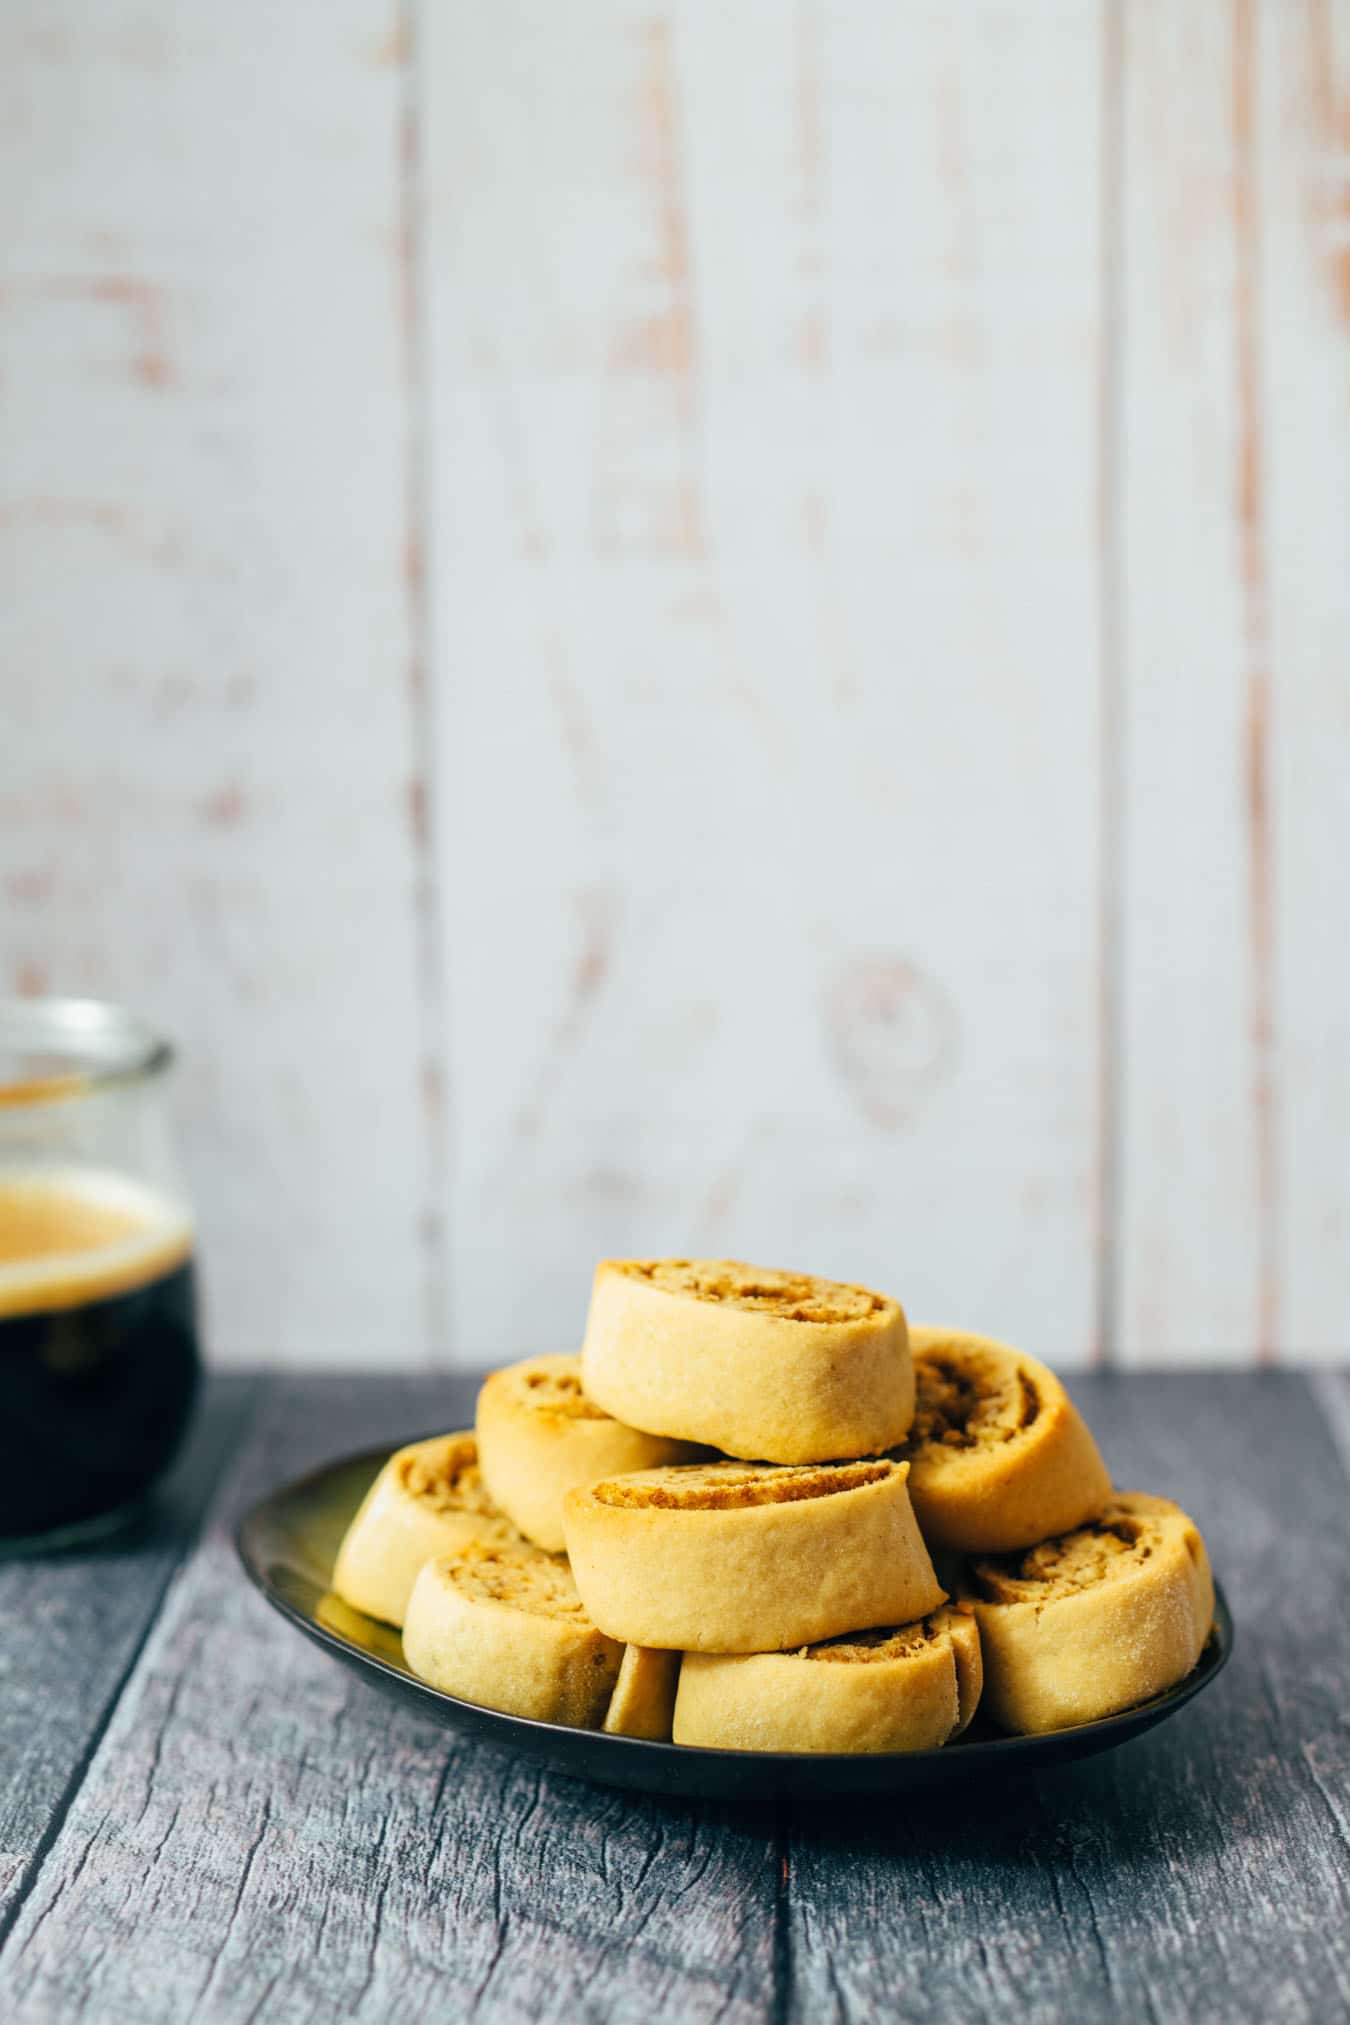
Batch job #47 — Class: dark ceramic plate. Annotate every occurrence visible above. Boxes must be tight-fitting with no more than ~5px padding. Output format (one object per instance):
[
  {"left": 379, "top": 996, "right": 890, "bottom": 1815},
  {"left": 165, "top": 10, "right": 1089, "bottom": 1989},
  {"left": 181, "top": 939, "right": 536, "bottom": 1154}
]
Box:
[{"left": 236, "top": 1438, "right": 1234, "bottom": 1801}]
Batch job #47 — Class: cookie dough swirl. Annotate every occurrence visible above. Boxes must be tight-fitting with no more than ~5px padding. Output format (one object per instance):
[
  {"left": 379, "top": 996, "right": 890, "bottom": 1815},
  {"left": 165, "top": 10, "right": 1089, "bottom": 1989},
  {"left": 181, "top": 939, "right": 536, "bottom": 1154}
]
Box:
[
  {"left": 403, "top": 1541, "right": 622, "bottom": 1727},
  {"left": 563, "top": 1456, "right": 943, "bottom": 1653},
  {"left": 581, "top": 1258, "right": 914, "bottom": 1464},
  {"left": 331, "top": 1432, "right": 517, "bottom": 1628},
  {"left": 673, "top": 1604, "right": 982, "bottom": 1754},
  {"left": 896, "top": 1328, "right": 1112, "bottom": 1552},
  {"left": 965, "top": 1491, "right": 1215, "bottom": 1733},
  {"left": 476, "top": 1353, "right": 701, "bottom": 1552}
]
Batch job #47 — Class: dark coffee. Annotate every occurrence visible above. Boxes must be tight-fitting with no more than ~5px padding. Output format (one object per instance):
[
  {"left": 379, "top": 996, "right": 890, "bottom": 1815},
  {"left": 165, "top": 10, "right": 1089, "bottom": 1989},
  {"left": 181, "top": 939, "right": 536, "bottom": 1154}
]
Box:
[{"left": 0, "top": 1174, "right": 200, "bottom": 1542}]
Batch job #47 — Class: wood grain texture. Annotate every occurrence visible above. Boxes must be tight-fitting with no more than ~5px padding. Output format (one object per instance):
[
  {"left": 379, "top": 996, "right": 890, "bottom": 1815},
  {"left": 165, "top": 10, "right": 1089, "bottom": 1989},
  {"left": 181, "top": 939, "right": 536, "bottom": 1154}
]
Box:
[
  {"left": 785, "top": 1371, "right": 1350, "bottom": 2024},
  {"left": 0, "top": 1377, "right": 254, "bottom": 1942},
  {"left": 0, "top": 1376, "right": 778, "bottom": 2024},
  {"left": 1261, "top": 3, "right": 1350, "bottom": 1358},
  {"left": 0, "top": 1372, "right": 1346, "bottom": 2022},
  {"left": 1310, "top": 1368, "right": 1350, "bottom": 1471},
  {"left": 1116, "top": 0, "right": 1350, "bottom": 1363},
  {"left": 1115, "top": 0, "right": 1266, "bottom": 1361},
  {"left": 422, "top": 0, "right": 1108, "bottom": 1366},
  {"left": 2, "top": 2, "right": 1348, "bottom": 1370},
  {"left": 0, "top": 1, "right": 434, "bottom": 1366}
]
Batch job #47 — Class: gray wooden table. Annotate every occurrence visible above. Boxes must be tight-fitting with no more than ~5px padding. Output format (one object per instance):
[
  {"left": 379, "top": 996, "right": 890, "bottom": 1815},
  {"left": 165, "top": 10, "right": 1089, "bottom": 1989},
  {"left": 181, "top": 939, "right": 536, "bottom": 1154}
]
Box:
[{"left": 1, "top": 1371, "right": 1346, "bottom": 2024}]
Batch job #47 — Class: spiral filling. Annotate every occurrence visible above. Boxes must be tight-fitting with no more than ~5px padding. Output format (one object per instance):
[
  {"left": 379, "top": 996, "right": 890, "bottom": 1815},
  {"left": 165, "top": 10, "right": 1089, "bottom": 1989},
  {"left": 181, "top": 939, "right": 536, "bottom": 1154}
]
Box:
[
  {"left": 972, "top": 1509, "right": 1150, "bottom": 1605},
  {"left": 591, "top": 1459, "right": 894, "bottom": 1511},
  {"left": 399, "top": 1440, "right": 498, "bottom": 1518},
  {"left": 518, "top": 1362, "right": 608, "bottom": 1420},
  {"left": 906, "top": 1350, "right": 1040, "bottom": 1454},
  {"left": 444, "top": 1545, "right": 590, "bottom": 1619},
  {"left": 799, "top": 1612, "right": 949, "bottom": 1665},
  {"left": 620, "top": 1259, "right": 889, "bottom": 1325}
]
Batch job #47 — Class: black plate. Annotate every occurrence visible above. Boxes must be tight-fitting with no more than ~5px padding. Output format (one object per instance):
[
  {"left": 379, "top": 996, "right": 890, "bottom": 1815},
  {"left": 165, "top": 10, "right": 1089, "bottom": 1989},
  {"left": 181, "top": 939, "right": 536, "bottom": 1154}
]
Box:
[{"left": 236, "top": 1438, "right": 1234, "bottom": 1800}]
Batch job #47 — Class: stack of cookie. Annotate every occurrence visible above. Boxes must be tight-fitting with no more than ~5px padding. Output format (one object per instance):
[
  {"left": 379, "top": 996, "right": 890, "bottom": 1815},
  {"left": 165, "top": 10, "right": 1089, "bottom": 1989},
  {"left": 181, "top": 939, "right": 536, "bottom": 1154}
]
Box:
[{"left": 331, "top": 1260, "right": 1215, "bottom": 1752}]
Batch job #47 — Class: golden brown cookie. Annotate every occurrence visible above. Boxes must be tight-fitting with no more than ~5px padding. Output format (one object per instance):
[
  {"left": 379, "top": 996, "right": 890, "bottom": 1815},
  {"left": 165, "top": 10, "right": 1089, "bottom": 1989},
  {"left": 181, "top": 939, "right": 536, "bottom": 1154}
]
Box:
[
  {"left": 965, "top": 1491, "right": 1215, "bottom": 1733},
  {"left": 476, "top": 1354, "right": 701, "bottom": 1552},
  {"left": 563, "top": 1456, "right": 943, "bottom": 1653},
  {"left": 331, "top": 1432, "right": 517, "bottom": 1627},
  {"left": 402, "top": 1541, "right": 622, "bottom": 1726},
  {"left": 897, "top": 1328, "right": 1111, "bottom": 1552},
  {"left": 581, "top": 1258, "right": 914, "bottom": 1464},
  {"left": 672, "top": 1604, "right": 982, "bottom": 1754},
  {"left": 602, "top": 1646, "right": 681, "bottom": 1741}
]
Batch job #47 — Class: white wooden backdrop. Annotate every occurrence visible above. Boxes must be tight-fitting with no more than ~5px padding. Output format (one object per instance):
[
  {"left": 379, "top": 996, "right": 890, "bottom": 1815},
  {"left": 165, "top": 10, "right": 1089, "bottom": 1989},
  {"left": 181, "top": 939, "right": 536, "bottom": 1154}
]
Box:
[{"left": 2, "top": 1, "right": 1347, "bottom": 1370}]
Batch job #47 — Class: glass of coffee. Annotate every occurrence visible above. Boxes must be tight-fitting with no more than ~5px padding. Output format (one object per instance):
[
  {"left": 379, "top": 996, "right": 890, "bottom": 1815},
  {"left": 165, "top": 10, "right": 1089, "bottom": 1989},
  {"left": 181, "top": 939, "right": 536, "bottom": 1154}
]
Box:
[{"left": 0, "top": 998, "right": 200, "bottom": 1551}]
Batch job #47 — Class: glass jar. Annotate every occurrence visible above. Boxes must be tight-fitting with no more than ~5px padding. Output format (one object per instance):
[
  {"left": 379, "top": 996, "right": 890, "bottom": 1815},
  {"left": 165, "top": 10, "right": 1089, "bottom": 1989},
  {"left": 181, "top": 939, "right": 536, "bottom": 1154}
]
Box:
[{"left": 0, "top": 998, "right": 201, "bottom": 1551}]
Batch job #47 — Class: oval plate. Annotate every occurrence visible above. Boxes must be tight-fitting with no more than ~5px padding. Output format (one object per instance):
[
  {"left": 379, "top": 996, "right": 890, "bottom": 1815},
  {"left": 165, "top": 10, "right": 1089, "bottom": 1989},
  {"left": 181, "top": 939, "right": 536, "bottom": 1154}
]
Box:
[{"left": 236, "top": 1438, "right": 1234, "bottom": 1801}]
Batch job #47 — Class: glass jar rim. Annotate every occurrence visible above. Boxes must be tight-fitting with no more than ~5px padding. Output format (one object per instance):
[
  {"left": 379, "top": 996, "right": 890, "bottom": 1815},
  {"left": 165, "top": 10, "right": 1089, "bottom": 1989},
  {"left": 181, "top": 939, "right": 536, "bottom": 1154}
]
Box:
[{"left": 0, "top": 997, "right": 174, "bottom": 1106}]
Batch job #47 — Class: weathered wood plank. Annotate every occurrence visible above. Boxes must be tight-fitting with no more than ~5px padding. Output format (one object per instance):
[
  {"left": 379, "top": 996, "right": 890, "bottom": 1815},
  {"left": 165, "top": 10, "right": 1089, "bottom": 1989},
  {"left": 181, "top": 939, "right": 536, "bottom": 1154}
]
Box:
[
  {"left": 0, "top": 1376, "right": 779, "bottom": 2023},
  {"left": 1115, "top": 0, "right": 1264, "bottom": 1360},
  {"left": 0, "top": 0, "right": 434, "bottom": 1366},
  {"left": 2, "top": 1371, "right": 1345, "bottom": 2021},
  {"left": 785, "top": 1372, "right": 1350, "bottom": 2024},
  {"left": 1116, "top": 0, "right": 1350, "bottom": 1362},
  {"left": 0, "top": 1375, "right": 255, "bottom": 1940},
  {"left": 1260, "top": 4, "right": 1350, "bottom": 1358},
  {"left": 1310, "top": 1370, "right": 1350, "bottom": 1475},
  {"left": 422, "top": 0, "right": 1108, "bottom": 1365},
  {"left": 2, "top": 1, "right": 1348, "bottom": 1375}
]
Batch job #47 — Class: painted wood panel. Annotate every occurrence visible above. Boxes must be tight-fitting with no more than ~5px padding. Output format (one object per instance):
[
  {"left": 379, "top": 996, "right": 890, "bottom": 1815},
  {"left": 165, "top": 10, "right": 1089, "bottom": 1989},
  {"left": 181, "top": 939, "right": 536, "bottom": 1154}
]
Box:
[
  {"left": 2, "top": 2, "right": 1346, "bottom": 1369},
  {"left": 1261, "top": 2, "right": 1350, "bottom": 1357},
  {"left": 1116, "top": 0, "right": 1350, "bottom": 1362},
  {"left": 0, "top": 2, "right": 434, "bottom": 1364},
  {"left": 422, "top": 0, "right": 1108, "bottom": 1366},
  {"left": 1116, "top": 0, "right": 1266, "bottom": 1362}
]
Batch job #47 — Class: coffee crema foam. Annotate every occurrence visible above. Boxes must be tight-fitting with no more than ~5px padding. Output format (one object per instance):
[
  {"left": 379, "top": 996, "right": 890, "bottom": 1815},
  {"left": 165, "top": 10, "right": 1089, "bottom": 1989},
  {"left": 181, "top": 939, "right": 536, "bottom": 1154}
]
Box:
[{"left": 0, "top": 1169, "right": 193, "bottom": 1320}]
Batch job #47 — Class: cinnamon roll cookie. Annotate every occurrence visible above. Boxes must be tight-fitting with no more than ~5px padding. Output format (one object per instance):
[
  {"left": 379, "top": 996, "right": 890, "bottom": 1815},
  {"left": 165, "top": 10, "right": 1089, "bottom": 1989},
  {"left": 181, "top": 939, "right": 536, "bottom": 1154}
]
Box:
[
  {"left": 673, "top": 1604, "right": 982, "bottom": 1754},
  {"left": 476, "top": 1354, "right": 701, "bottom": 1552},
  {"left": 581, "top": 1258, "right": 914, "bottom": 1464},
  {"left": 966, "top": 1492, "right": 1215, "bottom": 1733},
  {"left": 562, "top": 1457, "right": 943, "bottom": 1653},
  {"left": 897, "top": 1328, "right": 1111, "bottom": 1552},
  {"left": 331, "top": 1432, "right": 517, "bottom": 1627},
  {"left": 602, "top": 1646, "right": 681, "bottom": 1741},
  {"left": 403, "top": 1541, "right": 622, "bottom": 1727}
]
